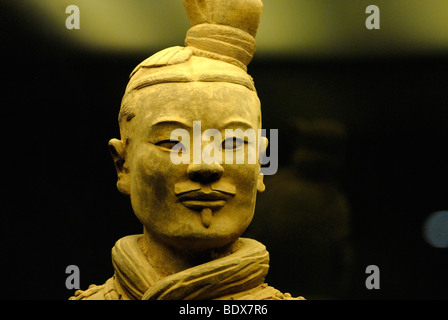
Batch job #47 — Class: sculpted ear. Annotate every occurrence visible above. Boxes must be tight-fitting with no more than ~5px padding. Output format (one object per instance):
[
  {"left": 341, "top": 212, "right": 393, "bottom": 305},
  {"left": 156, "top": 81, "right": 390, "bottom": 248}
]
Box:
[
  {"left": 258, "top": 136, "right": 268, "bottom": 161},
  {"left": 108, "top": 139, "right": 131, "bottom": 195},
  {"left": 257, "top": 136, "right": 268, "bottom": 193}
]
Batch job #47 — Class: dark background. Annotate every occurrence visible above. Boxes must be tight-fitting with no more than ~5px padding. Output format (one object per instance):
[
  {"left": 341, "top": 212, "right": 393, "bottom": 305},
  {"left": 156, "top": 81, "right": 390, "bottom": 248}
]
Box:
[{"left": 1, "top": 3, "right": 448, "bottom": 300}]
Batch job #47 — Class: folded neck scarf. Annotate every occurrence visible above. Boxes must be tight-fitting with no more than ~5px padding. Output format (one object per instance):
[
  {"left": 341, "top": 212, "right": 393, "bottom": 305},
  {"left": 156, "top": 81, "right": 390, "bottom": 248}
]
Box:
[{"left": 110, "top": 235, "right": 270, "bottom": 300}]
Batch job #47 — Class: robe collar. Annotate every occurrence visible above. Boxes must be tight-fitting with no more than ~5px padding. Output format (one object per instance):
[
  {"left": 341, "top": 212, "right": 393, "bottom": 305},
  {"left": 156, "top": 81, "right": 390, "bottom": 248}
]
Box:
[{"left": 111, "top": 234, "right": 270, "bottom": 300}]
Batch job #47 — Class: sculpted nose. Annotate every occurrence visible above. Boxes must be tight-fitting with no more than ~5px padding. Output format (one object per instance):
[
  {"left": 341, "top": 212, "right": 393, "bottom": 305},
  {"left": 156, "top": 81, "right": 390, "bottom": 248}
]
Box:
[{"left": 187, "top": 162, "right": 224, "bottom": 183}]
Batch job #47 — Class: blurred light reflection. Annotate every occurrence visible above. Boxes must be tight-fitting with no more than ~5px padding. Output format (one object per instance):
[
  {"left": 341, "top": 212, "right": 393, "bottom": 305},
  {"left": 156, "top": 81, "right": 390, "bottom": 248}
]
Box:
[
  {"left": 8, "top": 0, "right": 448, "bottom": 56},
  {"left": 423, "top": 211, "right": 448, "bottom": 248}
]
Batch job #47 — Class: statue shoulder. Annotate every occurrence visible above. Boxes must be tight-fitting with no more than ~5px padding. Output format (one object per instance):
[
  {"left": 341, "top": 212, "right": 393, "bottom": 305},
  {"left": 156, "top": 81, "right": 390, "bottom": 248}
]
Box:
[
  {"left": 68, "top": 277, "right": 121, "bottom": 300},
  {"left": 217, "top": 283, "right": 305, "bottom": 300},
  {"left": 69, "top": 284, "right": 105, "bottom": 300}
]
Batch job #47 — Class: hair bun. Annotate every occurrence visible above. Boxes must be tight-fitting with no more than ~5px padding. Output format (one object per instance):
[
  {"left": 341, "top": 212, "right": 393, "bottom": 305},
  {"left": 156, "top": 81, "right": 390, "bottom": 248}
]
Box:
[
  {"left": 183, "top": 0, "right": 263, "bottom": 70},
  {"left": 183, "top": 0, "right": 263, "bottom": 37}
]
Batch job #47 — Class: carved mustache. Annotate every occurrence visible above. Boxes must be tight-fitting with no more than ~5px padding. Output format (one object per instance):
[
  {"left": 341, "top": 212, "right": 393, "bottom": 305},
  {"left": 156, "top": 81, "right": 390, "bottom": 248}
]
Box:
[{"left": 174, "top": 181, "right": 236, "bottom": 197}]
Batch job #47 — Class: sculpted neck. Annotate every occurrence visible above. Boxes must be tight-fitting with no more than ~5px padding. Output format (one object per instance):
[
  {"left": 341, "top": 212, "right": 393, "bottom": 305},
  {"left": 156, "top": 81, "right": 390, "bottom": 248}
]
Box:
[{"left": 139, "top": 228, "right": 237, "bottom": 277}]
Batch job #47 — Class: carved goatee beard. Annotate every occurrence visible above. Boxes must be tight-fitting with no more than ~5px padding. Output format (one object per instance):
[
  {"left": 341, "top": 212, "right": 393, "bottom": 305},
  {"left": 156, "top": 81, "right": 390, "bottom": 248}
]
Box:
[{"left": 200, "top": 208, "right": 213, "bottom": 228}]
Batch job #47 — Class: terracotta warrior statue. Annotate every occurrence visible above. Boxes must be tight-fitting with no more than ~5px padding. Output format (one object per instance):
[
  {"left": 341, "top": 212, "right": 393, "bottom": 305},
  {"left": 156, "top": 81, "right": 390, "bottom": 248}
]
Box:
[{"left": 70, "top": 0, "right": 304, "bottom": 300}]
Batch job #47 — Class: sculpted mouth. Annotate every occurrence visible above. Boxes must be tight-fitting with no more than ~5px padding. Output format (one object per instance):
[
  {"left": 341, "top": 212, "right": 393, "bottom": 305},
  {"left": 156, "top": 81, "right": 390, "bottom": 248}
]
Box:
[
  {"left": 177, "top": 191, "right": 231, "bottom": 210},
  {"left": 176, "top": 189, "right": 236, "bottom": 228}
]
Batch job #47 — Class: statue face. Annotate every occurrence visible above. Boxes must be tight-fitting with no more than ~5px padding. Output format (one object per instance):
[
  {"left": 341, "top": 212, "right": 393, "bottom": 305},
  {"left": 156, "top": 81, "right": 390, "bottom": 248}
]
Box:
[{"left": 110, "top": 82, "right": 266, "bottom": 252}]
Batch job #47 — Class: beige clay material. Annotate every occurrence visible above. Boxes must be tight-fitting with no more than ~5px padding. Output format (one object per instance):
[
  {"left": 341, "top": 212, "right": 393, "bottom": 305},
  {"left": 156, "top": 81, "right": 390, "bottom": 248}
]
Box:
[{"left": 70, "top": 0, "right": 304, "bottom": 300}]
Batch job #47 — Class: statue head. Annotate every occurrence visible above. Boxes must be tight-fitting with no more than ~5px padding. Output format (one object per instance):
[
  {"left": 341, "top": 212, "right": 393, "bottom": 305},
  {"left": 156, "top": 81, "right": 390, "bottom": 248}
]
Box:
[{"left": 108, "top": 0, "right": 267, "bottom": 252}]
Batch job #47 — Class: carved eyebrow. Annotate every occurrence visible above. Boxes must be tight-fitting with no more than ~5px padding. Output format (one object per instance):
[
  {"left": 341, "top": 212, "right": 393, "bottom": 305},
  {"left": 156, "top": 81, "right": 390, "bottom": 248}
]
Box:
[
  {"left": 151, "top": 120, "right": 192, "bottom": 129},
  {"left": 148, "top": 120, "right": 192, "bottom": 141},
  {"left": 221, "top": 120, "right": 254, "bottom": 130}
]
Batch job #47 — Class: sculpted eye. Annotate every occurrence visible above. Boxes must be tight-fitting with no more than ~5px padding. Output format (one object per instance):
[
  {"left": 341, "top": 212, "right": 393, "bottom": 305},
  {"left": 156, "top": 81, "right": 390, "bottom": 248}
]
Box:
[
  {"left": 155, "top": 140, "right": 183, "bottom": 151},
  {"left": 221, "top": 137, "right": 246, "bottom": 150}
]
